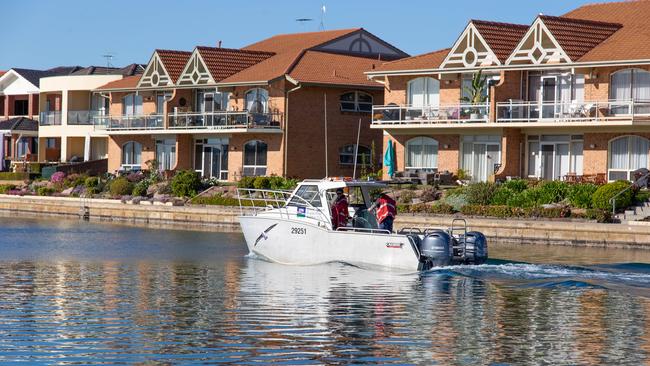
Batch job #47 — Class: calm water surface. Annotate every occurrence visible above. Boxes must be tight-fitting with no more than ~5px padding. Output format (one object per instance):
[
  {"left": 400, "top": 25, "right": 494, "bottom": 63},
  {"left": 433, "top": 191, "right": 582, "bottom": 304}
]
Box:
[{"left": 1, "top": 217, "right": 650, "bottom": 365}]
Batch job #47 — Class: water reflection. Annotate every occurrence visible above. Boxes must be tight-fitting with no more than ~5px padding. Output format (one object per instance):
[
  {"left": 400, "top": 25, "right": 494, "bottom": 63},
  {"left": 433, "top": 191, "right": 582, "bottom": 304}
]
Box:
[{"left": 0, "top": 217, "right": 648, "bottom": 364}]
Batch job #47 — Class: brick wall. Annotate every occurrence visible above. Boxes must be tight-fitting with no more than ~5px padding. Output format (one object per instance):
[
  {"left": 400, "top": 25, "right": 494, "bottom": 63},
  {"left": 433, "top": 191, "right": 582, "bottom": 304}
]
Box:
[
  {"left": 583, "top": 132, "right": 650, "bottom": 175},
  {"left": 107, "top": 135, "right": 155, "bottom": 173},
  {"left": 495, "top": 128, "right": 523, "bottom": 179},
  {"left": 228, "top": 133, "right": 283, "bottom": 180}
]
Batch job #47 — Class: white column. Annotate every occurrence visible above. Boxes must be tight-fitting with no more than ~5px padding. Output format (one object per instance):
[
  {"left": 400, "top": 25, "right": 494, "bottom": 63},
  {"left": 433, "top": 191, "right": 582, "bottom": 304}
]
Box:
[
  {"left": 61, "top": 90, "right": 69, "bottom": 125},
  {"left": 84, "top": 134, "right": 91, "bottom": 161},
  {"left": 0, "top": 133, "right": 5, "bottom": 171},
  {"left": 60, "top": 137, "right": 67, "bottom": 162}
]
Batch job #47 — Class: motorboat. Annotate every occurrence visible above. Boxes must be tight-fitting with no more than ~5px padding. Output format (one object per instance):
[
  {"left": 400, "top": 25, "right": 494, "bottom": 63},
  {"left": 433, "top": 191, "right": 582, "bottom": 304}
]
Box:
[{"left": 237, "top": 179, "right": 488, "bottom": 271}]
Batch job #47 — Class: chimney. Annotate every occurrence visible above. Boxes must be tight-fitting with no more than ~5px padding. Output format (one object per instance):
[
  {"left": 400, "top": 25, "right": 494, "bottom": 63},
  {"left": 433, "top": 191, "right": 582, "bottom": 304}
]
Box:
[{"left": 217, "top": 40, "right": 222, "bottom": 48}]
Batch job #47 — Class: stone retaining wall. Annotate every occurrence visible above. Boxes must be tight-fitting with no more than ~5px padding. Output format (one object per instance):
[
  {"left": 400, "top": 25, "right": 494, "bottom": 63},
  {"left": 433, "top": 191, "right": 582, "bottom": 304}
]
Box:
[{"left": 0, "top": 194, "right": 649, "bottom": 248}]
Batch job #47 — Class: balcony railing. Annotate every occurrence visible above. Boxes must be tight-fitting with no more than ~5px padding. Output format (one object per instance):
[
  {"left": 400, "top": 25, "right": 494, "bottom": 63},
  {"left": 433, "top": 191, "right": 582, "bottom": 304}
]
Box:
[
  {"left": 372, "top": 103, "right": 490, "bottom": 125},
  {"left": 496, "top": 100, "right": 650, "bottom": 123},
  {"left": 168, "top": 111, "right": 282, "bottom": 130},
  {"left": 39, "top": 111, "right": 61, "bottom": 126},
  {"left": 68, "top": 110, "right": 101, "bottom": 125},
  {"left": 94, "top": 115, "right": 165, "bottom": 130}
]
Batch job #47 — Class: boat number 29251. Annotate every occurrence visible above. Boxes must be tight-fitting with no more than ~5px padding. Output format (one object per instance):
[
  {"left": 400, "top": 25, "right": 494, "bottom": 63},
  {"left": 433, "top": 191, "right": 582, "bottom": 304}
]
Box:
[{"left": 291, "top": 227, "right": 307, "bottom": 235}]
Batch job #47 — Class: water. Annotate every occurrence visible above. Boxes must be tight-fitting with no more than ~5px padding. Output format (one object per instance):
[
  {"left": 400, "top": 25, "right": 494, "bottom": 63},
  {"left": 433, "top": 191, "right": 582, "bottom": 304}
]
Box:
[{"left": 0, "top": 217, "right": 650, "bottom": 365}]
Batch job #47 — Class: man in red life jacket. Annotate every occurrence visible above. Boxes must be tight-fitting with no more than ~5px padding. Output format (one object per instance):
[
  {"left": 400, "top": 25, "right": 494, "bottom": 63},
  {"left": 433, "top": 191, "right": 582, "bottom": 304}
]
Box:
[
  {"left": 370, "top": 192, "right": 397, "bottom": 233},
  {"left": 331, "top": 188, "right": 349, "bottom": 230}
]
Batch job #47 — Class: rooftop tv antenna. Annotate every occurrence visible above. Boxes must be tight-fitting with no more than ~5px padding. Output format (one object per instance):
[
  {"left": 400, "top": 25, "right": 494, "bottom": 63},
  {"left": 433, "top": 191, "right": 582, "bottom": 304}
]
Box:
[
  {"left": 296, "top": 18, "right": 313, "bottom": 30},
  {"left": 101, "top": 53, "right": 115, "bottom": 67},
  {"left": 319, "top": 5, "right": 326, "bottom": 30}
]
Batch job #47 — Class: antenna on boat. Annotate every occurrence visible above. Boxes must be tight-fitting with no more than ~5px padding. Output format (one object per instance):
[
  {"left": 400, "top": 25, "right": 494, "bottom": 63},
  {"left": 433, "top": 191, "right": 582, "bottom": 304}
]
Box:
[
  {"left": 352, "top": 118, "right": 361, "bottom": 180},
  {"left": 324, "top": 92, "right": 329, "bottom": 178}
]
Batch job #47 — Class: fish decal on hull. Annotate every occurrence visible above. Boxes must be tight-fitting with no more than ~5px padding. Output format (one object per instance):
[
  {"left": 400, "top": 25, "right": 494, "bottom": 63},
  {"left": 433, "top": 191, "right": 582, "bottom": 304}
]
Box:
[{"left": 254, "top": 223, "right": 278, "bottom": 247}]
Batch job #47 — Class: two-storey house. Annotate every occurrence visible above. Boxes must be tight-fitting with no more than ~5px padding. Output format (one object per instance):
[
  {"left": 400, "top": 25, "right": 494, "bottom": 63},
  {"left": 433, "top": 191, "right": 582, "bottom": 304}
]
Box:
[{"left": 368, "top": 0, "right": 650, "bottom": 183}]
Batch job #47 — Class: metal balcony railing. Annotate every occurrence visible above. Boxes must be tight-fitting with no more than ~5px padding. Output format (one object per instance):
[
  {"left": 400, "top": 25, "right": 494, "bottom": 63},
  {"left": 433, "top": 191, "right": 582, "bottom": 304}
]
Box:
[
  {"left": 496, "top": 99, "right": 650, "bottom": 123},
  {"left": 39, "top": 111, "right": 61, "bottom": 126},
  {"left": 168, "top": 111, "right": 282, "bottom": 129},
  {"left": 67, "top": 110, "right": 101, "bottom": 125},
  {"left": 93, "top": 115, "right": 165, "bottom": 130},
  {"left": 372, "top": 103, "right": 490, "bottom": 125}
]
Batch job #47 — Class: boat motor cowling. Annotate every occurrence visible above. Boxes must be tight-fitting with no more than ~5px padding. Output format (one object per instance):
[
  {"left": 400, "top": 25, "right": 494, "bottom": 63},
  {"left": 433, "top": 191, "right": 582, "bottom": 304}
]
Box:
[
  {"left": 464, "top": 231, "right": 488, "bottom": 265},
  {"left": 418, "top": 230, "right": 453, "bottom": 268}
]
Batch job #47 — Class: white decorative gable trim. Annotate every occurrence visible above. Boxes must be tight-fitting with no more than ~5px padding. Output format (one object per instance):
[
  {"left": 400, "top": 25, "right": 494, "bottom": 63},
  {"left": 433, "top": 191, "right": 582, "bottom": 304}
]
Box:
[
  {"left": 506, "top": 18, "right": 571, "bottom": 65},
  {"left": 440, "top": 22, "right": 501, "bottom": 69},
  {"left": 138, "top": 52, "right": 173, "bottom": 88},
  {"left": 177, "top": 50, "right": 214, "bottom": 86}
]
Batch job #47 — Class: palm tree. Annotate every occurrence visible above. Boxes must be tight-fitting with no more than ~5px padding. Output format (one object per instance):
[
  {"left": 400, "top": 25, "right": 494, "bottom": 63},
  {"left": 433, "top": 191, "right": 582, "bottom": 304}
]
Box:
[{"left": 461, "top": 71, "right": 488, "bottom": 119}]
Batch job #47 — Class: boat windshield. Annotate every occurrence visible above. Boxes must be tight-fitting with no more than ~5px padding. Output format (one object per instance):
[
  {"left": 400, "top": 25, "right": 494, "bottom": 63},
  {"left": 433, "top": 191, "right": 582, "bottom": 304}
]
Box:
[{"left": 287, "top": 185, "right": 322, "bottom": 207}]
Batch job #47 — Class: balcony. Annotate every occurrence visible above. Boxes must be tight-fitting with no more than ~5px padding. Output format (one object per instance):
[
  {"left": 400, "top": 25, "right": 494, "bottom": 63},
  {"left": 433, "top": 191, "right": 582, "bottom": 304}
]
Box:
[
  {"left": 168, "top": 111, "right": 282, "bottom": 130},
  {"left": 496, "top": 100, "right": 650, "bottom": 124},
  {"left": 39, "top": 111, "right": 61, "bottom": 126},
  {"left": 67, "top": 110, "right": 100, "bottom": 125},
  {"left": 372, "top": 103, "right": 489, "bottom": 125},
  {"left": 94, "top": 115, "right": 165, "bottom": 131}
]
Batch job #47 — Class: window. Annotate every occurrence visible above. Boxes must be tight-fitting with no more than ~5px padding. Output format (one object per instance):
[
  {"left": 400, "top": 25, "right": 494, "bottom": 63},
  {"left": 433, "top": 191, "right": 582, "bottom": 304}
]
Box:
[
  {"left": 13, "top": 99, "right": 28, "bottom": 116},
  {"left": 194, "top": 138, "right": 229, "bottom": 180},
  {"left": 122, "top": 94, "right": 143, "bottom": 116},
  {"left": 245, "top": 88, "right": 268, "bottom": 113},
  {"left": 45, "top": 138, "right": 57, "bottom": 149},
  {"left": 339, "top": 144, "right": 371, "bottom": 167},
  {"left": 406, "top": 137, "right": 438, "bottom": 170},
  {"left": 608, "top": 135, "right": 650, "bottom": 181},
  {"left": 461, "top": 74, "right": 489, "bottom": 101},
  {"left": 407, "top": 77, "right": 439, "bottom": 107},
  {"left": 16, "top": 137, "right": 30, "bottom": 157},
  {"left": 122, "top": 141, "right": 142, "bottom": 169},
  {"left": 156, "top": 139, "right": 176, "bottom": 171},
  {"left": 527, "top": 135, "right": 583, "bottom": 180},
  {"left": 288, "top": 185, "right": 322, "bottom": 207},
  {"left": 243, "top": 140, "right": 267, "bottom": 176},
  {"left": 339, "top": 91, "right": 373, "bottom": 112},
  {"left": 610, "top": 68, "right": 650, "bottom": 114},
  {"left": 461, "top": 135, "right": 501, "bottom": 182}
]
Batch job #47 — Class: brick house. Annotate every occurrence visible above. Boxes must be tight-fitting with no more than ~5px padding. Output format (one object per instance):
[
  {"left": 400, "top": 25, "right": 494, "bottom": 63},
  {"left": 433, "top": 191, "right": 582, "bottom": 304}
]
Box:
[
  {"left": 368, "top": 1, "right": 650, "bottom": 183},
  {"left": 94, "top": 28, "right": 407, "bottom": 181}
]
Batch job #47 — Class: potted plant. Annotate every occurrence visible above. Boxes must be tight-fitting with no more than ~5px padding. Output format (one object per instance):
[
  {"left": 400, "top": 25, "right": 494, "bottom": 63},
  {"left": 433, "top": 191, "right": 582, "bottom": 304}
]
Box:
[{"left": 461, "top": 70, "right": 488, "bottom": 120}]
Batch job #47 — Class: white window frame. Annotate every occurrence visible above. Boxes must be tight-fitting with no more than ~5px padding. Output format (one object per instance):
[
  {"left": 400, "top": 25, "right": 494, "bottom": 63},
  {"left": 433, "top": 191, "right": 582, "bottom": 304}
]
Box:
[
  {"left": 407, "top": 77, "right": 440, "bottom": 107},
  {"left": 194, "top": 138, "right": 229, "bottom": 181},
  {"left": 122, "top": 94, "right": 143, "bottom": 116},
  {"left": 405, "top": 136, "right": 439, "bottom": 171},
  {"left": 243, "top": 140, "right": 268, "bottom": 177},
  {"left": 526, "top": 134, "right": 584, "bottom": 180},
  {"left": 339, "top": 91, "right": 373, "bottom": 113},
  {"left": 608, "top": 135, "right": 650, "bottom": 181},
  {"left": 121, "top": 141, "right": 142, "bottom": 170},
  {"left": 245, "top": 88, "right": 269, "bottom": 113},
  {"left": 156, "top": 139, "right": 176, "bottom": 171}
]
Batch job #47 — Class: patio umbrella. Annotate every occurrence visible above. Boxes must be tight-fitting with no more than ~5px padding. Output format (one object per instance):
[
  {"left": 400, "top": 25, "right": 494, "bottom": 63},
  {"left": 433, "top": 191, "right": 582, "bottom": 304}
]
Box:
[{"left": 383, "top": 139, "right": 396, "bottom": 178}]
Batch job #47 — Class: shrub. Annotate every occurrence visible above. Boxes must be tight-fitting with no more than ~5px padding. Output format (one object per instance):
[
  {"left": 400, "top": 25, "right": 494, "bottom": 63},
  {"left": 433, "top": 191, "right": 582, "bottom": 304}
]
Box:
[
  {"left": 170, "top": 170, "right": 201, "bottom": 197},
  {"left": 37, "top": 187, "right": 56, "bottom": 196},
  {"left": 503, "top": 179, "right": 528, "bottom": 193},
  {"left": 50, "top": 171, "right": 66, "bottom": 183},
  {"left": 0, "top": 184, "right": 16, "bottom": 194},
  {"left": 132, "top": 180, "right": 150, "bottom": 197},
  {"left": 464, "top": 182, "right": 497, "bottom": 205},
  {"left": 126, "top": 172, "right": 145, "bottom": 183},
  {"left": 456, "top": 168, "right": 470, "bottom": 181},
  {"left": 64, "top": 174, "right": 87, "bottom": 189},
  {"left": 506, "top": 189, "right": 541, "bottom": 208},
  {"left": 443, "top": 193, "right": 468, "bottom": 211},
  {"left": 84, "top": 176, "right": 99, "bottom": 188},
  {"left": 109, "top": 177, "right": 134, "bottom": 196},
  {"left": 398, "top": 190, "right": 415, "bottom": 205},
  {"left": 0, "top": 172, "right": 29, "bottom": 181},
  {"left": 592, "top": 180, "right": 633, "bottom": 211},
  {"left": 253, "top": 176, "right": 271, "bottom": 190},
  {"left": 490, "top": 187, "right": 514, "bottom": 205},
  {"left": 585, "top": 208, "right": 613, "bottom": 223},
  {"left": 568, "top": 183, "right": 598, "bottom": 209},
  {"left": 536, "top": 181, "right": 570, "bottom": 204},
  {"left": 429, "top": 203, "right": 455, "bottom": 215},
  {"left": 191, "top": 194, "right": 265, "bottom": 207},
  {"left": 420, "top": 186, "right": 439, "bottom": 202},
  {"left": 238, "top": 176, "right": 256, "bottom": 189}
]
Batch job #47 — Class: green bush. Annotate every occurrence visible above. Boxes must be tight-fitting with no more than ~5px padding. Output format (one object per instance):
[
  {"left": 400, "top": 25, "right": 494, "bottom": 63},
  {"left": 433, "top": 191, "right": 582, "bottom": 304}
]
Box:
[
  {"left": 464, "top": 182, "right": 497, "bottom": 205},
  {"left": 585, "top": 208, "right": 613, "bottom": 223},
  {"left": 507, "top": 189, "right": 541, "bottom": 208},
  {"left": 132, "top": 180, "right": 150, "bottom": 197},
  {"left": 171, "top": 170, "right": 201, "bottom": 197},
  {"left": 191, "top": 194, "right": 266, "bottom": 207},
  {"left": 398, "top": 190, "right": 415, "bottom": 205},
  {"left": 490, "top": 187, "right": 514, "bottom": 205},
  {"left": 536, "top": 181, "right": 570, "bottom": 204},
  {"left": 592, "top": 180, "right": 633, "bottom": 211},
  {"left": 64, "top": 174, "right": 87, "bottom": 189},
  {"left": 429, "top": 203, "right": 455, "bottom": 214},
  {"left": 568, "top": 183, "right": 598, "bottom": 209},
  {"left": 109, "top": 177, "right": 134, "bottom": 196},
  {"left": 238, "top": 176, "right": 256, "bottom": 189},
  {"left": 0, "top": 172, "right": 28, "bottom": 180},
  {"left": 84, "top": 176, "right": 99, "bottom": 188},
  {"left": 442, "top": 193, "right": 468, "bottom": 211},
  {"left": 37, "top": 187, "right": 56, "bottom": 196},
  {"left": 253, "top": 176, "right": 271, "bottom": 190},
  {"left": 503, "top": 179, "right": 528, "bottom": 193},
  {"left": 0, "top": 184, "right": 16, "bottom": 194}
]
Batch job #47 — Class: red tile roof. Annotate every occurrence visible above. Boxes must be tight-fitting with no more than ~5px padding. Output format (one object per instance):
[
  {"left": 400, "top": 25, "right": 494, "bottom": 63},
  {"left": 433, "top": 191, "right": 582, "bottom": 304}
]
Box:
[
  {"left": 95, "top": 75, "right": 141, "bottom": 90},
  {"left": 156, "top": 49, "right": 192, "bottom": 83},
  {"left": 372, "top": 48, "right": 450, "bottom": 72},
  {"left": 0, "top": 71, "right": 5, "bottom": 77},
  {"left": 220, "top": 28, "right": 361, "bottom": 84},
  {"left": 288, "top": 50, "right": 382, "bottom": 87},
  {"left": 471, "top": 20, "right": 529, "bottom": 63},
  {"left": 563, "top": 0, "right": 650, "bottom": 62},
  {"left": 539, "top": 15, "right": 622, "bottom": 61},
  {"left": 195, "top": 46, "right": 275, "bottom": 82}
]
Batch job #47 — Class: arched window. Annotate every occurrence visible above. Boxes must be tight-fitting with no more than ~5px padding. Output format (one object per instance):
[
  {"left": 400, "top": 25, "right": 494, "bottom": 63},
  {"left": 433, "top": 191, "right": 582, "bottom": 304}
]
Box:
[
  {"left": 407, "top": 77, "right": 439, "bottom": 107},
  {"left": 340, "top": 91, "right": 373, "bottom": 112},
  {"left": 406, "top": 137, "right": 438, "bottom": 171},
  {"left": 610, "top": 68, "right": 650, "bottom": 114},
  {"left": 339, "top": 144, "right": 371, "bottom": 167},
  {"left": 245, "top": 88, "right": 268, "bottom": 113},
  {"left": 243, "top": 140, "right": 268, "bottom": 176},
  {"left": 122, "top": 141, "right": 142, "bottom": 169},
  {"left": 122, "top": 94, "right": 143, "bottom": 116},
  {"left": 608, "top": 135, "right": 650, "bottom": 181}
]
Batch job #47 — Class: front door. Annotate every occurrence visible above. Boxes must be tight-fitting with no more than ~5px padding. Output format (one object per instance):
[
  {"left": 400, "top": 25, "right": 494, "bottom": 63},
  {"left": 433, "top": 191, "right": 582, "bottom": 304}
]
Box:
[
  {"left": 540, "top": 143, "right": 570, "bottom": 180},
  {"left": 541, "top": 76, "right": 557, "bottom": 119}
]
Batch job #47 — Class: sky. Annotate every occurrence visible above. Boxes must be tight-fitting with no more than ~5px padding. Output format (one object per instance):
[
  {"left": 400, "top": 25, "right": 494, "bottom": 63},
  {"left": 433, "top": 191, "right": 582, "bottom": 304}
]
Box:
[{"left": 1, "top": 0, "right": 597, "bottom": 70}]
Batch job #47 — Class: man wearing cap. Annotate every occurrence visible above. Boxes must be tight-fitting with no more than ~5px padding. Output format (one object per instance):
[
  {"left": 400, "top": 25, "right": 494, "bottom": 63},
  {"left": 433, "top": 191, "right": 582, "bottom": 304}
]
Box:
[
  {"left": 369, "top": 192, "right": 397, "bottom": 233},
  {"left": 331, "top": 188, "right": 349, "bottom": 230}
]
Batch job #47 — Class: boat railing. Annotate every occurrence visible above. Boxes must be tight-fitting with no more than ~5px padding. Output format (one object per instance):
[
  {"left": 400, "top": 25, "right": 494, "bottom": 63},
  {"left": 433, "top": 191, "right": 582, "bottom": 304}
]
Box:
[
  {"left": 336, "top": 227, "right": 391, "bottom": 234},
  {"left": 236, "top": 188, "right": 331, "bottom": 227}
]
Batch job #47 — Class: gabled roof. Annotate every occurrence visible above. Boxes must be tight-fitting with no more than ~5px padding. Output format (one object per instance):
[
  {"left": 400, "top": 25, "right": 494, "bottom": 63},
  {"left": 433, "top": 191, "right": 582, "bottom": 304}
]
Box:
[
  {"left": 288, "top": 50, "right": 382, "bottom": 87},
  {"left": 156, "top": 50, "right": 192, "bottom": 83},
  {"left": 538, "top": 15, "right": 622, "bottom": 61},
  {"left": 69, "top": 64, "right": 145, "bottom": 76},
  {"left": 373, "top": 48, "right": 450, "bottom": 72},
  {"left": 0, "top": 117, "right": 38, "bottom": 132},
  {"left": 95, "top": 75, "right": 141, "bottom": 91},
  {"left": 471, "top": 20, "right": 530, "bottom": 62},
  {"left": 11, "top": 66, "right": 82, "bottom": 87},
  {"left": 196, "top": 46, "right": 275, "bottom": 82}
]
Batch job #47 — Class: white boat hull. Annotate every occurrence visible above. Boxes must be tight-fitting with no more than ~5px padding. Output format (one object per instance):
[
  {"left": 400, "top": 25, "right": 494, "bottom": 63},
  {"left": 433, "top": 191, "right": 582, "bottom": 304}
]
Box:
[{"left": 239, "top": 216, "right": 421, "bottom": 271}]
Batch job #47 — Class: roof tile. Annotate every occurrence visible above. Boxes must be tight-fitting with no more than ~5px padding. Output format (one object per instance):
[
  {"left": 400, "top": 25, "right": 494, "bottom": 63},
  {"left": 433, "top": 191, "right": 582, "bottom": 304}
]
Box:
[
  {"left": 156, "top": 50, "right": 192, "bottom": 83},
  {"left": 288, "top": 50, "right": 382, "bottom": 87},
  {"left": 195, "top": 47, "right": 275, "bottom": 82},
  {"left": 372, "top": 48, "right": 450, "bottom": 72},
  {"left": 539, "top": 15, "right": 622, "bottom": 61},
  {"left": 471, "top": 20, "right": 529, "bottom": 62}
]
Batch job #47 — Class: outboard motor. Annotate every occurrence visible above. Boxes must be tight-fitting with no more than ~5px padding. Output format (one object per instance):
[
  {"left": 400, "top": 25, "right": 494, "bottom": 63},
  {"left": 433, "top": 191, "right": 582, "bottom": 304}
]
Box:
[
  {"left": 464, "top": 231, "right": 488, "bottom": 265},
  {"left": 417, "top": 230, "right": 453, "bottom": 270}
]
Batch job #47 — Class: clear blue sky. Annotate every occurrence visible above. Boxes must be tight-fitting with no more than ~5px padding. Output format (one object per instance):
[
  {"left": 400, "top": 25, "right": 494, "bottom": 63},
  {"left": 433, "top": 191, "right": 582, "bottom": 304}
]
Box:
[{"left": 1, "top": 0, "right": 595, "bottom": 70}]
